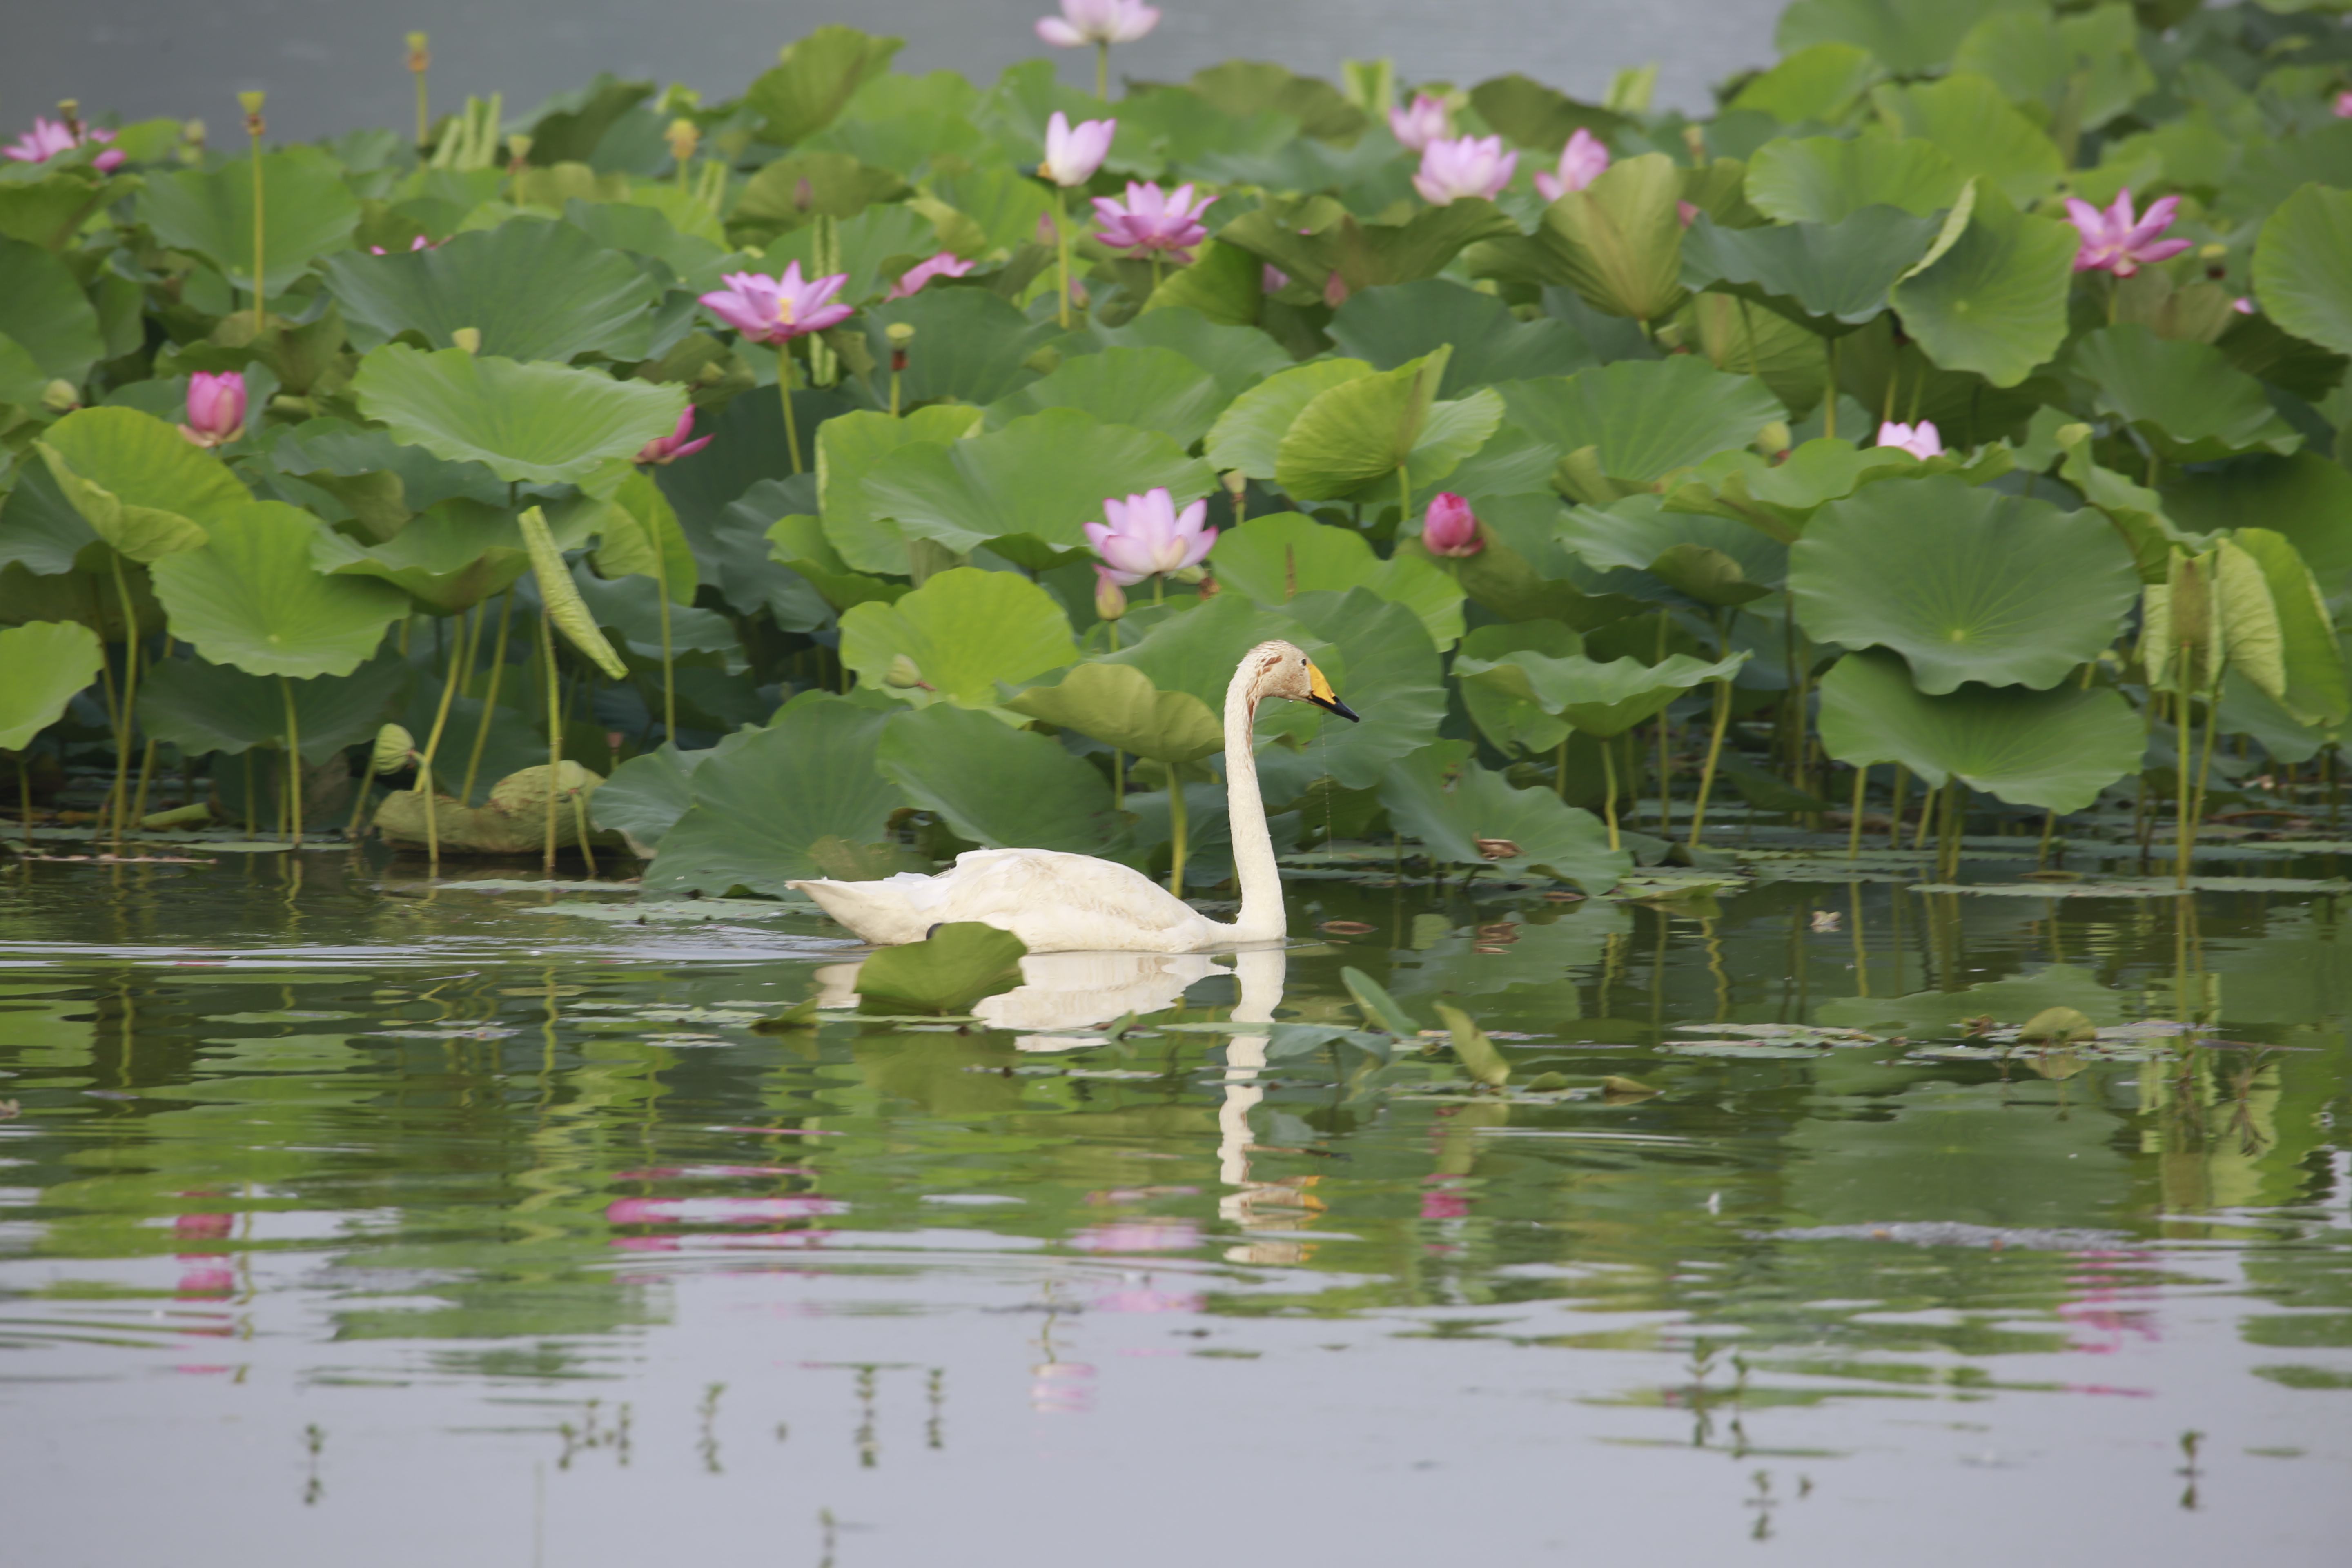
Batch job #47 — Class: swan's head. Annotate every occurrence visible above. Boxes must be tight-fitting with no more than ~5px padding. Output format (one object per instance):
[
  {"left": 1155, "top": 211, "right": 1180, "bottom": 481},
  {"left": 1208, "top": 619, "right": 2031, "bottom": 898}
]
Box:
[{"left": 1245, "top": 639, "right": 1360, "bottom": 722}]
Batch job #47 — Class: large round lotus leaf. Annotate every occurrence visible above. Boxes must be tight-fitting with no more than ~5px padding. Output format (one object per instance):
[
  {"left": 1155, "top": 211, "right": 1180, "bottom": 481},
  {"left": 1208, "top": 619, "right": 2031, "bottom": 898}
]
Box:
[
  {"left": 2253, "top": 183, "right": 2352, "bottom": 359},
  {"left": 1681, "top": 206, "right": 1944, "bottom": 330},
  {"left": 1728, "top": 43, "right": 1879, "bottom": 122},
  {"left": 1205, "top": 359, "right": 1373, "bottom": 480},
  {"left": 1207, "top": 512, "right": 1465, "bottom": 649},
  {"left": 1277, "top": 350, "right": 1496, "bottom": 501},
  {"left": 1887, "top": 184, "right": 2076, "bottom": 388},
  {"left": 744, "top": 26, "right": 902, "bottom": 146},
  {"left": 1004, "top": 661, "right": 1222, "bottom": 767},
  {"left": 1791, "top": 474, "right": 2139, "bottom": 693},
  {"left": 135, "top": 650, "right": 405, "bottom": 762},
  {"left": 1520, "top": 153, "right": 1689, "bottom": 323},
  {"left": 2067, "top": 325, "right": 2300, "bottom": 464},
  {"left": 351, "top": 345, "right": 686, "bottom": 489},
  {"left": 320, "top": 221, "right": 663, "bottom": 362},
  {"left": 263, "top": 417, "right": 511, "bottom": 532},
  {"left": 1499, "top": 356, "right": 1785, "bottom": 485},
  {"left": 1815, "top": 648, "right": 2145, "bottom": 813},
  {"left": 38, "top": 407, "right": 256, "bottom": 561},
  {"left": 853, "top": 923, "right": 1027, "bottom": 1018},
  {"left": 2166, "top": 452, "right": 2352, "bottom": 595},
  {"left": 877, "top": 702, "right": 1127, "bottom": 860},
  {"left": 309, "top": 498, "right": 531, "bottom": 612},
  {"left": 1777, "top": 0, "right": 2013, "bottom": 76},
  {"left": 1953, "top": 4, "right": 2153, "bottom": 135},
  {"left": 0, "top": 240, "right": 104, "bottom": 383},
  {"left": 1561, "top": 494, "right": 1787, "bottom": 606},
  {"left": 1455, "top": 648, "right": 1746, "bottom": 738},
  {"left": 857, "top": 288, "right": 1056, "bottom": 408},
  {"left": 0, "top": 333, "right": 44, "bottom": 411},
  {"left": 859, "top": 408, "right": 1214, "bottom": 561},
  {"left": 1456, "top": 620, "right": 1579, "bottom": 757},
  {"left": 589, "top": 739, "right": 741, "bottom": 851},
  {"left": 1328, "top": 280, "right": 1594, "bottom": 396},
  {"left": 1376, "top": 739, "right": 1628, "bottom": 889},
  {"left": 1085, "top": 307, "right": 1295, "bottom": 399},
  {"left": 815, "top": 405, "right": 987, "bottom": 575},
  {"left": 984, "top": 347, "right": 1230, "bottom": 449},
  {"left": 1868, "top": 72, "right": 2064, "bottom": 206},
  {"left": 643, "top": 696, "right": 910, "bottom": 898},
  {"left": 1744, "top": 136, "right": 1967, "bottom": 225},
  {"left": 149, "top": 501, "right": 409, "bottom": 677},
  {"left": 0, "top": 620, "right": 105, "bottom": 751},
  {"left": 139, "top": 148, "right": 360, "bottom": 297},
  {"left": 838, "top": 567, "right": 1076, "bottom": 708}
]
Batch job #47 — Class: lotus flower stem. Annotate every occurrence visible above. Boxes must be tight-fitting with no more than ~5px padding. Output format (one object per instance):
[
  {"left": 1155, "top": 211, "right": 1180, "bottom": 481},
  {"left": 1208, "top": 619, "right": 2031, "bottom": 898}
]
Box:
[
  {"left": 1600, "top": 736, "right": 1621, "bottom": 851},
  {"left": 2035, "top": 809, "right": 2056, "bottom": 870},
  {"left": 408, "top": 33, "right": 430, "bottom": 149},
  {"left": 1165, "top": 770, "right": 1188, "bottom": 899},
  {"left": 541, "top": 598, "right": 562, "bottom": 876},
  {"left": 1056, "top": 190, "right": 1074, "bottom": 329},
  {"left": 572, "top": 788, "right": 597, "bottom": 878},
  {"left": 779, "top": 350, "right": 802, "bottom": 474},
  {"left": 653, "top": 537, "right": 677, "bottom": 742},
  {"left": 104, "top": 550, "right": 140, "bottom": 847},
  {"left": 1687, "top": 675, "right": 1733, "bottom": 846},
  {"left": 241, "top": 92, "right": 267, "bottom": 333},
  {"left": 129, "top": 738, "right": 159, "bottom": 830},
  {"left": 280, "top": 676, "right": 304, "bottom": 846},
  {"left": 1655, "top": 617, "right": 1673, "bottom": 839},
  {"left": 1911, "top": 779, "right": 1935, "bottom": 849},
  {"left": 1937, "top": 780, "right": 1962, "bottom": 882},
  {"left": 414, "top": 616, "right": 471, "bottom": 876},
  {"left": 1846, "top": 765, "right": 1868, "bottom": 859},
  {"left": 459, "top": 590, "right": 516, "bottom": 805},
  {"left": 1555, "top": 736, "right": 1568, "bottom": 801}
]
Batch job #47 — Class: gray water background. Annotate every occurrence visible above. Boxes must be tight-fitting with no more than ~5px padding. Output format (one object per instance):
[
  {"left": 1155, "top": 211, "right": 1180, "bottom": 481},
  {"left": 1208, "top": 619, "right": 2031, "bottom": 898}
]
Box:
[{"left": 7, "top": 0, "right": 1788, "bottom": 142}]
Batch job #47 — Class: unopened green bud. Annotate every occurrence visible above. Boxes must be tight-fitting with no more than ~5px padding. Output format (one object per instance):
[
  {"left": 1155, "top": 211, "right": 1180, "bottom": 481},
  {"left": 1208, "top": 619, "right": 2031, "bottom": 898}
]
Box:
[
  {"left": 371, "top": 724, "right": 417, "bottom": 776},
  {"left": 40, "top": 379, "right": 80, "bottom": 414},
  {"left": 1755, "top": 420, "right": 1790, "bottom": 457},
  {"left": 884, "top": 654, "right": 924, "bottom": 689}
]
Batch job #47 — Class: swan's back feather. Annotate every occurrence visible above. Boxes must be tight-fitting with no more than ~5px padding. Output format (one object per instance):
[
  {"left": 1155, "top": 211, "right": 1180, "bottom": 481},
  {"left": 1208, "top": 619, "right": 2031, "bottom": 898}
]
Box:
[{"left": 790, "top": 849, "right": 1224, "bottom": 952}]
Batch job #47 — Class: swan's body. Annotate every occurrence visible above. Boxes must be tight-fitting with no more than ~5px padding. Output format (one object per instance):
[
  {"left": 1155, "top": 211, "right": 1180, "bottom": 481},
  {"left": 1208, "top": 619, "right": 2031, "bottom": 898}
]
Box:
[{"left": 789, "top": 640, "right": 1358, "bottom": 953}]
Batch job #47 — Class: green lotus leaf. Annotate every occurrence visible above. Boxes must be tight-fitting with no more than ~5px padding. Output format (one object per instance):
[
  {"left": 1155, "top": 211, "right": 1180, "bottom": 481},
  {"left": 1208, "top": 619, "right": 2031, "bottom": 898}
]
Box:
[
  {"left": 1744, "top": 136, "right": 1967, "bottom": 225},
  {"left": 839, "top": 566, "right": 1077, "bottom": 707},
  {"left": 857, "top": 285, "right": 1055, "bottom": 408},
  {"left": 520, "top": 74, "right": 655, "bottom": 165},
  {"left": 2166, "top": 452, "right": 2352, "bottom": 596},
  {"left": 1887, "top": 183, "right": 2076, "bottom": 388},
  {"left": 1456, "top": 620, "right": 1579, "bottom": 757},
  {"left": 1473, "top": 152, "right": 1688, "bottom": 322},
  {"left": 565, "top": 196, "right": 728, "bottom": 285},
  {"left": 1003, "top": 661, "right": 1222, "bottom": 766},
  {"left": 1499, "top": 356, "right": 1785, "bottom": 487},
  {"left": 1466, "top": 75, "right": 1631, "bottom": 154},
  {"left": 2253, "top": 183, "right": 2352, "bottom": 358},
  {"left": 816, "top": 404, "right": 988, "bottom": 575},
  {"left": 1790, "top": 474, "right": 2140, "bottom": 693},
  {"left": 1455, "top": 648, "right": 1746, "bottom": 738},
  {"left": 2232, "top": 527, "right": 2349, "bottom": 728},
  {"left": 351, "top": 345, "right": 686, "bottom": 489},
  {"left": 1204, "top": 359, "right": 1373, "bottom": 481},
  {"left": 765, "top": 514, "right": 911, "bottom": 614},
  {"left": 1681, "top": 206, "right": 1944, "bottom": 331},
  {"left": 0, "top": 171, "right": 131, "bottom": 251},
  {"left": 139, "top": 147, "right": 361, "bottom": 296},
  {"left": 517, "top": 506, "right": 630, "bottom": 680},
  {"left": 585, "top": 470, "right": 698, "bottom": 604},
  {"left": 1776, "top": 0, "right": 2018, "bottom": 76},
  {"left": 0, "top": 461, "right": 104, "bottom": 576},
  {"left": 1080, "top": 307, "right": 1294, "bottom": 399},
  {"left": 1328, "top": 280, "right": 1595, "bottom": 396},
  {"left": 1868, "top": 71, "right": 2064, "bottom": 206},
  {"left": 878, "top": 702, "right": 1127, "bottom": 859},
  {"left": 1815, "top": 648, "right": 2145, "bottom": 813},
  {"left": 135, "top": 650, "right": 406, "bottom": 762},
  {"left": 2068, "top": 325, "right": 2300, "bottom": 464},
  {"left": 1561, "top": 495, "right": 1786, "bottom": 610},
  {"left": 2051, "top": 425, "right": 2204, "bottom": 584},
  {"left": 1276, "top": 349, "right": 1487, "bottom": 501},
  {"left": 321, "top": 220, "right": 663, "bottom": 361},
  {"left": 1727, "top": 42, "right": 1880, "bottom": 123},
  {"left": 758, "top": 202, "right": 949, "bottom": 304},
  {"left": 1376, "top": 738, "right": 1630, "bottom": 888},
  {"left": 1216, "top": 200, "right": 1517, "bottom": 294},
  {"left": 644, "top": 695, "right": 910, "bottom": 898},
  {"left": 149, "top": 501, "right": 408, "bottom": 677},
  {"left": 38, "top": 407, "right": 255, "bottom": 561},
  {"left": 0, "top": 332, "right": 45, "bottom": 411},
  {"left": 733, "top": 153, "right": 911, "bottom": 241},
  {"left": 589, "top": 740, "right": 723, "bottom": 851},
  {"left": 860, "top": 409, "right": 1214, "bottom": 562},
  {"left": 263, "top": 417, "right": 511, "bottom": 538},
  {"left": 0, "top": 621, "right": 105, "bottom": 751},
  {"left": 570, "top": 567, "right": 744, "bottom": 671},
  {"left": 1954, "top": 2, "right": 2154, "bottom": 134},
  {"left": 309, "top": 498, "right": 531, "bottom": 613},
  {"left": 854, "top": 923, "right": 1027, "bottom": 1017},
  {"left": 745, "top": 26, "right": 904, "bottom": 147},
  {"left": 985, "top": 346, "right": 1230, "bottom": 448},
  {"left": 0, "top": 240, "right": 105, "bottom": 385},
  {"left": 1207, "top": 512, "right": 1465, "bottom": 649}
]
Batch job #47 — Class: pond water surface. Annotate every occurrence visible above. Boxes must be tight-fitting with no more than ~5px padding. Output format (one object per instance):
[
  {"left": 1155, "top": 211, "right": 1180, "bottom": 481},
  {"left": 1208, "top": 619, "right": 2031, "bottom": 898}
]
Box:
[{"left": 2, "top": 837, "right": 2348, "bottom": 1566}]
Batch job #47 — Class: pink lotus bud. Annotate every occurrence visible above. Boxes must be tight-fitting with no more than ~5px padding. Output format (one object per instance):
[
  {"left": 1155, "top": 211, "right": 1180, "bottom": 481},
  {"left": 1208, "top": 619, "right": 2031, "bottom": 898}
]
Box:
[
  {"left": 1092, "top": 563, "right": 1127, "bottom": 621},
  {"left": 1388, "top": 93, "right": 1449, "bottom": 153},
  {"left": 2233, "top": 296, "right": 2256, "bottom": 315},
  {"left": 2335, "top": 90, "right": 2352, "bottom": 118},
  {"left": 1533, "top": 129, "right": 1611, "bottom": 201},
  {"left": 1323, "top": 272, "right": 1350, "bottom": 307},
  {"left": 1677, "top": 200, "right": 1699, "bottom": 227},
  {"left": 1412, "top": 134, "right": 1516, "bottom": 205},
  {"left": 1422, "top": 492, "right": 1481, "bottom": 557},
  {"left": 1041, "top": 110, "right": 1114, "bottom": 188},
  {"left": 178, "top": 370, "right": 247, "bottom": 448},
  {"left": 1036, "top": 0, "right": 1160, "bottom": 47}
]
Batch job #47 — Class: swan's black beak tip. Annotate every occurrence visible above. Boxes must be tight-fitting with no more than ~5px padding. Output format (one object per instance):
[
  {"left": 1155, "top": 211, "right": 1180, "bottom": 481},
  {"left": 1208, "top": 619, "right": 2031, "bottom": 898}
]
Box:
[{"left": 1309, "top": 694, "right": 1361, "bottom": 723}]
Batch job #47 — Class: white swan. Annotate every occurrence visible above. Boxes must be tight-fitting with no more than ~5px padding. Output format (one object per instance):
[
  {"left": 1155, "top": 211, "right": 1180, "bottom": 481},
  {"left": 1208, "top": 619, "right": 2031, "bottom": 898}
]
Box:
[{"left": 788, "top": 639, "right": 1359, "bottom": 952}]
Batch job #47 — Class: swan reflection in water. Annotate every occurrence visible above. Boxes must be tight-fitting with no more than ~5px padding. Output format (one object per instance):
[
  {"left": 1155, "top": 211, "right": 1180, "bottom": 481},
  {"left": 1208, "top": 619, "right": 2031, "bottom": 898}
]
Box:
[{"left": 817, "top": 944, "right": 1323, "bottom": 1263}]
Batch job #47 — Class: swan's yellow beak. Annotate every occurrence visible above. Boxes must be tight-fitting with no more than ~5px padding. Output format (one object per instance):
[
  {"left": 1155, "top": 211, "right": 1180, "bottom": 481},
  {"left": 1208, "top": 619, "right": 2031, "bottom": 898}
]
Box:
[{"left": 1305, "top": 660, "right": 1359, "bottom": 722}]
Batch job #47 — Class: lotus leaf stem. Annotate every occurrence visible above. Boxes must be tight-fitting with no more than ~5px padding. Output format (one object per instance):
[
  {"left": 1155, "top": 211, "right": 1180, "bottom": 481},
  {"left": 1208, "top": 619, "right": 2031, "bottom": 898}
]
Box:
[
  {"left": 459, "top": 590, "right": 516, "bottom": 805},
  {"left": 572, "top": 787, "right": 597, "bottom": 878},
  {"left": 541, "top": 598, "right": 562, "bottom": 877},
  {"left": 1600, "top": 735, "right": 1620, "bottom": 851},
  {"left": 103, "top": 550, "right": 140, "bottom": 847},
  {"left": 1886, "top": 762, "right": 1907, "bottom": 851},
  {"left": 129, "top": 739, "right": 158, "bottom": 832},
  {"left": 1166, "top": 771, "right": 1188, "bottom": 899},
  {"left": 653, "top": 533, "right": 677, "bottom": 742},
  {"left": 1846, "top": 765, "right": 1867, "bottom": 859},
  {"left": 779, "top": 351, "right": 803, "bottom": 475},
  {"left": 1056, "top": 190, "right": 1074, "bottom": 330},
  {"left": 414, "top": 614, "right": 472, "bottom": 876},
  {"left": 280, "top": 675, "right": 303, "bottom": 846}
]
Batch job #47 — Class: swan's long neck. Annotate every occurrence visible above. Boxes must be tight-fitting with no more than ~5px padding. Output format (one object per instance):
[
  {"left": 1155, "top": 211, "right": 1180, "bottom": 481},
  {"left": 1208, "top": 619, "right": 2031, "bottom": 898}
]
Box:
[{"left": 1221, "top": 665, "right": 1285, "bottom": 943}]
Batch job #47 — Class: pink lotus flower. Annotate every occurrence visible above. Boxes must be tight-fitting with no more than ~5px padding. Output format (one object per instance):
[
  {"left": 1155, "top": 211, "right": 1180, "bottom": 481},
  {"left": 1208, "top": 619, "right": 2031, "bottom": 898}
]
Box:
[
  {"left": 2336, "top": 90, "right": 2352, "bottom": 118},
  {"left": 1084, "top": 486, "right": 1216, "bottom": 585},
  {"left": 887, "top": 251, "right": 974, "bottom": 298},
  {"left": 2233, "top": 296, "right": 2256, "bottom": 315},
  {"left": 1262, "top": 263, "right": 1290, "bottom": 294},
  {"left": 1092, "top": 563, "right": 1127, "bottom": 621},
  {"left": 1036, "top": 0, "right": 1160, "bottom": 46},
  {"left": 368, "top": 235, "right": 434, "bottom": 255},
  {"left": 179, "top": 371, "right": 247, "bottom": 448},
  {"left": 1874, "top": 419, "right": 1942, "bottom": 460},
  {"left": 2066, "top": 189, "right": 2191, "bottom": 277},
  {"left": 1389, "top": 92, "right": 1450, "bottom": 153},
  {"left": 4, "top": 116, "right": 123, "bottom": 172},
  {"left": 1413, "top": 134, "right": 1516, "bottom": 205},
  {"left": 1042, "top": 110, "right": 1115, "bottom": 187},
  {"left": 635, "top": 407, "right": 713, "bottom": 466},
  {"left": 699, "top": 263, "right": 853, "bottom": 343},
  {"left": 1091, "top": 180, "right": 1214, "bottom": 263},
  {"left": 1067, "top": 1219, "right": 1202, "bottom": 1252},
  {"left": 1534, "top": 129, "right": 1610, "bottom": 201},
  {"left": 1677, "top": 200, "right": 1700, "bottom": 226},
  {"left": 1421, "top": 492, "right": 1482, "bottom": 557}
]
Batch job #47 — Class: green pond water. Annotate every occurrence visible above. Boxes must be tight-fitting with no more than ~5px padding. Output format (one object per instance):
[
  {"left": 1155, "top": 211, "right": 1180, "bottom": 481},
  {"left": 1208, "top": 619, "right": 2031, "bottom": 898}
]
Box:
[{"left": 1, "top": 841, "right": 2348, "bottom": 1566}]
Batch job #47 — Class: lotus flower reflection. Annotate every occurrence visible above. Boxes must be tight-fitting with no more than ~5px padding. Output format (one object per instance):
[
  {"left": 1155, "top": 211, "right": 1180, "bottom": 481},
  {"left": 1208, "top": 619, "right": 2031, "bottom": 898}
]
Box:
[
  {"left": 4, "top": 116, "right": 123, "bottom": 172},
  {"left": 1413, "top": 134, "right": 1516, "bottom": 205},
  {"left": 1533, "top": 129, "right": 1610, "bottom": 200},
  {"left": 179, "top": 371, "right": 247, "bottom": 448},
  {"left": 1092, "top": 180, "right": 1214, "bottom": 263},
  {"left": 1085, "top": 487, "right": 1216, "bottom": 586},
  {"left": 2066, "top": 189, "right": 2191, "bottom": 277},
  {"left": 698, "top": 263, "right": 853, "bottom": 344}
]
